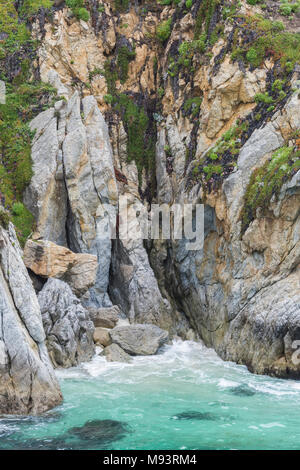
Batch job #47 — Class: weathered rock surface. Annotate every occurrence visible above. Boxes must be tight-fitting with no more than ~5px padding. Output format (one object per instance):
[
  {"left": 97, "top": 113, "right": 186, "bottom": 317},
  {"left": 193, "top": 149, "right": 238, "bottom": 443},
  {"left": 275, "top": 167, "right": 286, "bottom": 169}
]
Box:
[
  {"left": 88, "top": 305, "right": 120, "bottom": 328},
  {"left": 24, "top": 240, "right": 98, "bottom": 296},
  {"left": 101, "top": 343, "right": 131, "bottom": 363},
  {"left": 26, "top": 3, "right": 300, "bottom": 379},
  {"left": 109, "top": 324, "right": 169, "bottom": 356},
  {"left": 38, "top": 278, "right": 95, "bottom": 368},
  {"left": 151, "top": 90, "right": 300, "bottom": 377},
  {"left": 25, "top": 92, "right": 118, "bottom": 307},
  {"left": 93, "top": 328, "right": 111, "bottom": 347},
  {"left": 0, "top": 224, "right": 62, "bottom": 415}
]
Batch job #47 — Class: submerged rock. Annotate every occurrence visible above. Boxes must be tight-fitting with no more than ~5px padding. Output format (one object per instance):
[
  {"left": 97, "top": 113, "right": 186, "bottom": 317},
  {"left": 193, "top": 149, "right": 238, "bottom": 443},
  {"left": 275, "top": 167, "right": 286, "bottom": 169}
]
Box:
[
  {"left": 68, "top": 419, "right": 129, "bottom": 445},
  {"left": 101, "top": 343, "right": 131, "bottom": 363},
  {"left": 172, "top": 411, "right": 217, "bottom": 421},
  {"left": 229, "top": 384, "right": 256, "bottom": 397},
  {"left": 38, "top": 278, "right": 95, "bottom": 368},
  {"left": 109, "top": 324, "right": 169, "bottom": 356}
]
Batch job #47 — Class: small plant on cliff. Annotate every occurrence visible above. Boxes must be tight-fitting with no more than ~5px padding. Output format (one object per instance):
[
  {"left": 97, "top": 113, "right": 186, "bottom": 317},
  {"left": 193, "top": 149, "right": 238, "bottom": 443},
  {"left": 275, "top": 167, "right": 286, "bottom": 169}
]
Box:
[
  {"left": 117, "top": 45, "right": 136, "bottom": 83},
  {"left": 114, "top": 0, "right": 129, "bottom": 11},
  {"left": 156, "top": 19, "right": 172, "bottom": 43},
  {"left": 0, "top": 2, "right": 58, "bottom": 244},
  {"left": 65, "top": 0, "right": 90, "bottom": 21},
  {"left": 0, "top": 209, "right": 10, "bottom": 230},
  {"left": 11, "top": 202, "right": 34, "bottom": 246},
  {"left": 241, "top": 146, "right": 300, "bottom": 233},
  {"left": 19, "top": 0, "right": 52, "bottom": 17}
]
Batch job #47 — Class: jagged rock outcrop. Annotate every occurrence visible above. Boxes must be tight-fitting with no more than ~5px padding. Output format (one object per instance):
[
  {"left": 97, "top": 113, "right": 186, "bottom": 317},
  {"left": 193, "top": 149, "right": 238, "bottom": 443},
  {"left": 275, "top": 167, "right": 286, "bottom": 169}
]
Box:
[
  {"left": 38, "top": 278, "right": 95, "bottom": 368},
  {"left": 0, "top": 224, "right": 62, "bottom": 415},
  {"left": 109, "top": 324, "right": 169, "bottom": 356},
  {"left": 24, "top": 239, "right": 98, "bottom": 296},
  {"left": 24, "top": 92, "right": 118, "bottom": 307},
  {"left": 151, "top": 90, "right": 300, "bottom": 377}
]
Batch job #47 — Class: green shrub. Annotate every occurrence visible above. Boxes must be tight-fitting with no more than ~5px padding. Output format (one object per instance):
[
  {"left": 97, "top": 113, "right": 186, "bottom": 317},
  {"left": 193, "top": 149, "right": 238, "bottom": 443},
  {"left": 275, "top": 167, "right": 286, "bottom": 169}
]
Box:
[
  {"left": 66, "top": 0, "right": 90, "bottom": 21},
  {"left": 241, "top": 146, "right": 300, "bottom": 233},
  {"left": 254, "top": 92, "right": 274, "bottom": 104},
  {"left": 19, "top": 0, "right": 52, "bottom": 17},
  {"left": 186, "top": 0, "right": 193, "bottom": 8},
  {"left": 232, "top": 15, "right": 300, "bottom": 69},
  {"left": 246, "top": 47, "right": 258, "bottom": 65},
  {"left": 114, "top": 0, "right": 129, "bottom": 12},
  {"left": 183, "top": 97, "right": 202, "bottom": 118},
  {"left": 0, "top": 209, "right": 10, "bottom": 230},
  {"left": 104, "top": 94, "right": 114, "bottom": 104},
  {"left": 117, "top": 46, "right": 136, "bottom": 83},
  {"left": 11, "top": 202, "right": 34, "bottom": 247},
  {"left": 280, "top": 4, "right": 292, "bottom": 15},
  {"left": 156, "top": 19, "right": 172, "bottom": 43}
]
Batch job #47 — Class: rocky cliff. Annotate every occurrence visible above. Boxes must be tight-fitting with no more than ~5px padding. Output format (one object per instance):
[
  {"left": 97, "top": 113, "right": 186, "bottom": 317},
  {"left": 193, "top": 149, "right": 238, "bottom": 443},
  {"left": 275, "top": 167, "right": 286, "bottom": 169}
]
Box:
[
  {"left": 0, "top": 223, "right": 62, "bottom": 414},
  {"left": 0, "top": 0, "right": 300, "bottom": 413}
]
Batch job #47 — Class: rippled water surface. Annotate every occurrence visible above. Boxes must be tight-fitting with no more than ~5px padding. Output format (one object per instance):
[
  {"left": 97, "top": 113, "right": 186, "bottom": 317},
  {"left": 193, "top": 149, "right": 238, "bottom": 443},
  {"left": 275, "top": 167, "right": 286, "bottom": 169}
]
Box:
[{"left": 1, "top": 341, "right": 300, "bottom": 450}]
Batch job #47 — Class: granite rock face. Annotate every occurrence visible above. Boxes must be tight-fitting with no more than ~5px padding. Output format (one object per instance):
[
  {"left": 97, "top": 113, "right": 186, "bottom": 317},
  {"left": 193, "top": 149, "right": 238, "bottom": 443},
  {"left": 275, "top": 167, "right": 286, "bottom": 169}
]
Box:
[
  {"left": 24, "top": 240, "right": 98, "bottom": 296},
  {"left": 109, "top": 324, "right": 169, "bottom": 356},
  {"left": 24, "top": 93, "right": 118, "bottom": 307},
  {"left": 151, "top": 92, "right": 300, "bottom": 377},
  {"left": 0, "top": 225, "right": 62, "bottom": 415},
  {"left": 38, "top": 278, "right": 95, "bottom": 368}
]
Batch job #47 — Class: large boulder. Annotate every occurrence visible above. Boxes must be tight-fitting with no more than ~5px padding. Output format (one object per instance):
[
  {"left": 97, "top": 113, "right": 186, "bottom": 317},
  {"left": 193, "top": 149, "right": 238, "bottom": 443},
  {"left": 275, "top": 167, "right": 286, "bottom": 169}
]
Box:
[
  {"left": 0, "top": 224, "right": 62, "bottom": 415},
  {"left": 93, "top": 327, "right": 112, "bottom": 347},
  {"left": 101, "top": 343, "right": 131, "bottom": 363},
  {"left": 109, "top": 324, "right": 169, "bottom": 356},
  {"left": 24, "top": 239, "right": 98, "bottom": 296},
  {"left": 88, "top": 305, "right": 120, "bottom": 328},
  {"left": 38, "top": 278, "right": 95, "bottom": 368}
]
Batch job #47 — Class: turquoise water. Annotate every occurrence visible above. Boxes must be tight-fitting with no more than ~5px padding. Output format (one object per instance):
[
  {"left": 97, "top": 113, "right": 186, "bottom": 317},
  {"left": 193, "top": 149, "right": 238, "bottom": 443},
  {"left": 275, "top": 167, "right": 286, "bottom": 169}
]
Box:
[{"left": 1, "top": 340, "right": 300, "bottom": 450}]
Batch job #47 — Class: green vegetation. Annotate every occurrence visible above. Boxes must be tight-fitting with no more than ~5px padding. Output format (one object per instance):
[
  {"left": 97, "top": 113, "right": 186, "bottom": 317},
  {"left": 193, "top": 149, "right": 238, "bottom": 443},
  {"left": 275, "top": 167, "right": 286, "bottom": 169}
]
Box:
[
  {"left": 0, "top": 0, "right": 30, "bottom": 57},
  {"left": 0, "top": 1, "right": 57, "bottom": 244},
  {"left": 195, "top": 0, "right": 220, "bottom": 42},
  {"left": 114, "top": 0, "right": 129, "bottom": 12},
  {"left": 0, "top": 208, "right": 10, "bottom": 229},
  {"left": 19, "top": 0, "right": 52, "bottom": 16},
  {"left": 192, "top": 121, "right": 248, "bottom": 186},
  {"left": 279, "top": 0, "right": 300, "bottom": 17},
  {"left": 183, "top": 97, "right": 202, "bottom": 118},
  {"left": 117, "top": 46, "right": 136, "bottom": 83},
  {"left": 101, "top": 57, "right": 156, "bottom": 189},
  {"left": 65, "top": 0, "right": 90, "bottom": 21},
  {"left": 156, "top": 19, "right": 172, "bottom": 43},
  {"left": 115, "top": 94, "right": 155, "bottom": 187},
  {"left": 11, "top": 202, "right": 35, "bottom": 246},
  {"left": 241, "top": 146, "right": 300, "bottom": 233},
  {"left": 254, "top": 92, "right": 274, "bottom": 104},
  {"left": 231, "top": 15, "right": 300, "bottom": 69}
]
